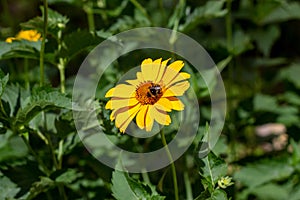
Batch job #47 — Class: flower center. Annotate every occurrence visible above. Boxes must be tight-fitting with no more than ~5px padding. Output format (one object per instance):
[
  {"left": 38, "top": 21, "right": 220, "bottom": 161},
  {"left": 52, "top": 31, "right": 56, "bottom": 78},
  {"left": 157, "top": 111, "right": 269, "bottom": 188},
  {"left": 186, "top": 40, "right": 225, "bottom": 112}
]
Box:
[{"left": 135, "top": 82, "right": 163, "bottom": 105}]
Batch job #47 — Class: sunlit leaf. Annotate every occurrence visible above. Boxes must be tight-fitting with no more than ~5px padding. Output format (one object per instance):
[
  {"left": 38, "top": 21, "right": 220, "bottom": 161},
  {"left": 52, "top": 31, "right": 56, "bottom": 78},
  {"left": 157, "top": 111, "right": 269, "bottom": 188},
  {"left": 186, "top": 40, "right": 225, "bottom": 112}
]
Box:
[{"left": 14, "top": 88, "right": 72, "bottom": 127}]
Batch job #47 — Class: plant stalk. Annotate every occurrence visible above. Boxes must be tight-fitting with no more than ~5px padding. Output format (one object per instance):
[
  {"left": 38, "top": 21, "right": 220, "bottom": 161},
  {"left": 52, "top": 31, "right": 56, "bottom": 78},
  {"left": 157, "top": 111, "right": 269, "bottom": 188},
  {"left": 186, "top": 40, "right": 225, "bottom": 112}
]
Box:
[
  {"left": 40, "top": 0, "right": 48, "bottom": 86},
  {"left": 160, "top": 130, "right": 179, "bottom": 200}
]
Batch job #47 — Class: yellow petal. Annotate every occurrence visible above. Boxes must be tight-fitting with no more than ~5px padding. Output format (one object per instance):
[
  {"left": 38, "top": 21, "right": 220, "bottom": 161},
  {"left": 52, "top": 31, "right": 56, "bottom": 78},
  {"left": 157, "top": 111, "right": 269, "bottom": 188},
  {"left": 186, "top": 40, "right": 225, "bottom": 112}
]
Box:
[
  {"left": 136, "top": 72, "right": 144, "bottom": 82},
  {"left": 151, "top": 106, "right": 171, "bottom": 125},
  {"left": 168, "top": 60, "right": 184, "bottom": 72},
  {"left": 161, "top": 60, "right": 185, "bottom": 86},
  {"left": 155, "top": 98, "right": 173, "bottom": 112},
  {"left": 115, "top": 104, "right": 141, "bottom": 133},
  {"left": 105, "top": 98, "right": 139, "bottom": 110},
  {"left": 145, "top": 107, "right": 154, "bottom": 132},
  {"left": 165, "top": 72, "right": 190, "bottom": 88},
  {"left": 136, "top": 105, "right": 148, "bottom": 129},
  {"left": 155, "top": 58, "right": 170, "bottom": 83},
  {"left": 141, "top": 58, "right": 162, "bottom": 82},
  {"left": 105, "top": 84, "right": 136, "bottom": 98},
  {"left": 136, "top": 105, "right": 154, "bottom": 131},
  {"left": 151, "top": 58, "right": 162, "bottom": 82},
  {"left": 126, "top": 79, "right": 141, "bottom": 87},
  {"left": 166, "top": 97, "right": 184, "bottom": 110},
  {"left": 163, "top": 81, "right": 190, "bottom": 97}
]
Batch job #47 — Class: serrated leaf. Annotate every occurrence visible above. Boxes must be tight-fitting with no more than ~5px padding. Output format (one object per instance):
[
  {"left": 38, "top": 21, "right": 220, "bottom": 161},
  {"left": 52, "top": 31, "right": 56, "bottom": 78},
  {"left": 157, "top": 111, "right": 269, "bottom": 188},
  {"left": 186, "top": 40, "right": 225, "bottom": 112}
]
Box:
[
  {"left": 234, "top": 159, "right": 294, "bottom": 188},
  {"left": 199, "top": 152, "right": 227, "bottom": 187},
  {"left": 0, "top": 173, "right": 20, "bottom": 199},
  {"left": 111, "top": 162, "right": 165, "bottom": 200},
  {"left": 14, "top": 89, "right": 72, "bottom": 127},
  {"left": 21, "top": 7, "right": 69, "bottom": 39},
  {"left": 111, "top": 169, "right": 140, "bottom": 200}
]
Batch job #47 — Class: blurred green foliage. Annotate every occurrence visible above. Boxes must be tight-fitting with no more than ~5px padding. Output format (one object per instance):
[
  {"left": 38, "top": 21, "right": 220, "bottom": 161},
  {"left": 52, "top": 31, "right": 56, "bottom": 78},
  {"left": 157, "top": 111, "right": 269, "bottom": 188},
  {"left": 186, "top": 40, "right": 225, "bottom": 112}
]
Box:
[{"left": 0, "top": 0, "right": 300, "bottom": 199}]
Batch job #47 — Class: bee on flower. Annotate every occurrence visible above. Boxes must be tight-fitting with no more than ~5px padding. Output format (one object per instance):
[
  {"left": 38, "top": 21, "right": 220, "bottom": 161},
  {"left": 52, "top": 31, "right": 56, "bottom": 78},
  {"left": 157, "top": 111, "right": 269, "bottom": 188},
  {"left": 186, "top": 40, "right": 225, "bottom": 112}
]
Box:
[{"left": 105, "top": 58, "right": 191, "bottom": 133}]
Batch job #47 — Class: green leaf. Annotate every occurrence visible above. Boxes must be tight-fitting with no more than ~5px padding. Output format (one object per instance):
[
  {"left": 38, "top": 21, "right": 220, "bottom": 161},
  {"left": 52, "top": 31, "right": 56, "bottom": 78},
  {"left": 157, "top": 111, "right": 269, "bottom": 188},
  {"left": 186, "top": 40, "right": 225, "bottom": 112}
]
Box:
[
  {"left": 27, "top": 176, "right": 55, "bottom": 199},
  {"left": 55, "top": 169, "right": 83, "bottom": 184},
  {"left": 14, "top": 88, "right": 72, "bottom": 127},
  {"left": 0, "top": 173, "right": 20, "bottom": 199},
  {"left": 281, "top": 92, "right": 300, "bottom": 106},
  {"left": 253, "top": 93, "right": 278, "bottom": 112},
  {"left": 251, "top": 25, "right": 280, "bottom": 57},
  {"left": 211, "top": 189, "right": 228, "bottom": 200},
  {"left": 0, "top": 41, "right": 41, "bottom": 60},
  {"left": 111, "top": 163, "right": 165, "bottom": 200},
  {"left": 21, "top": 7, "right": 69, "bottom": 39},
  {"left": 180, "top": 0, "right": 227, "bottom": 32},
  {"left": 199, "top": 152, "right": 227, "bottom": 188},
  {"left": 231, "top": 30, "right": 253, "bottom": 55},
  {"left": 261, "top": 2, "right": 300, "bottom": 24},
  {"left": 278, "top": 63, "right": 300, "bottom": 89},
  {"left": 0, "top": 70, "right": 9, "bottom": 97},
  {"left": 251, "top": 183, "right": 289, "bottom": 200},
  {"left": 0, "top": 131, "right": 28, "bottom": 163},
  {"left": 234, "top": 159, "right": 294, "bottom": 188},
  {"left": 289, "top": 184, "right": 300, "bottom": 200}
]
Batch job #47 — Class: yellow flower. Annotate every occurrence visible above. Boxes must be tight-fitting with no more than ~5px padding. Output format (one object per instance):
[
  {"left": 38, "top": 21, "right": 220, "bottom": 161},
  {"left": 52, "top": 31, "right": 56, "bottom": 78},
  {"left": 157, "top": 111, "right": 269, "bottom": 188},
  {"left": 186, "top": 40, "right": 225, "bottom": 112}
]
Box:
[
  {"left": 5, "top": 30, "right": 41, "bottom": 43},
  {"left": 105, "top": 58, "right": 190, "bottom": 133},
  {"left": 218, "top": 176, "right": 234, "bottom": 189}
]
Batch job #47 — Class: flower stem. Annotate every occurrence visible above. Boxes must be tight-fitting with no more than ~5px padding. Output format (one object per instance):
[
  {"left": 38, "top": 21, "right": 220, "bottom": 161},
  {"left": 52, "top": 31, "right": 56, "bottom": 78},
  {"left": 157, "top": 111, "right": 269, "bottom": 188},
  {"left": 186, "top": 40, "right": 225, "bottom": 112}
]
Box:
[
  {"left": 160, "top": 130, "right": 179, "bottom": 200},
  {"left": 40, "top": 0, "right": 48, "bottom": 86},
  {"left": 84, "top": 1, "right": 95, "bottom": 34}
]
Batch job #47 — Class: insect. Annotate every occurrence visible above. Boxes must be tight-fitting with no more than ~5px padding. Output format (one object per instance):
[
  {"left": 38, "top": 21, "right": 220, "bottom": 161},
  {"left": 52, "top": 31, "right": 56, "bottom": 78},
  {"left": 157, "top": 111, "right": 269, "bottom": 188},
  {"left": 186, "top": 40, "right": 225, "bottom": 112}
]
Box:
[{"left": 147, "top": 84, "right": 162, "bottom": 98}]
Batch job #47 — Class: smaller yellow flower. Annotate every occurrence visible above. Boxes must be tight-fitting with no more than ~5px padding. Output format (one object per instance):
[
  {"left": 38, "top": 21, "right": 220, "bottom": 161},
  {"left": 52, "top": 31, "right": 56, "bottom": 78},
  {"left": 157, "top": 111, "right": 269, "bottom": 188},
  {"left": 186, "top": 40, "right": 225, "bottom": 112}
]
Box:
[
  {"left": 5, "top": 30, "right": 41, "bottom": 43},
  {"left": 217, "top": 176, "right": 234, "bottom": 189},
  {"left": 5, "top": 37, "right": 16, "bottom": 43}
]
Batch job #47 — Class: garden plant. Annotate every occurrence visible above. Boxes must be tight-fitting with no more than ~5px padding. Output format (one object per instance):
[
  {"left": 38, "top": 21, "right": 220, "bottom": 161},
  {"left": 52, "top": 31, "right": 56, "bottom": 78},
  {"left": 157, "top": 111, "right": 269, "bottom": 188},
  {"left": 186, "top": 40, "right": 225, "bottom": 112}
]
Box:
[{"left": 1, "top": 0, "right": 300, "bottom": 199}]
